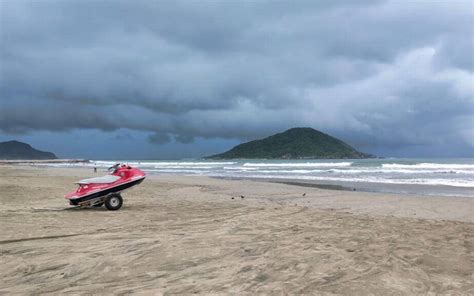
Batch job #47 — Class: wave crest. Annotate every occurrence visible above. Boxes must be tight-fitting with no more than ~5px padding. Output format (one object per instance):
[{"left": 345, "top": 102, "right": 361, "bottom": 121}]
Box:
[
  {"left": 243, "top": 162, "right": 353, "bottom": 168},
  {"left": 382, "top": 163, "right": 474, "bottom": 170}
]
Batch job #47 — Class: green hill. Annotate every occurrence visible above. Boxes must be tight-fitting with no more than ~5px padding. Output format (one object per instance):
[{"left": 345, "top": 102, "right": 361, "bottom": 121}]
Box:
[
  {"left": 206, "top": 128, "right": 373, "bottom": 159},
  {"left": 0, "top": 140, "right": 57, "bottom": 160}
]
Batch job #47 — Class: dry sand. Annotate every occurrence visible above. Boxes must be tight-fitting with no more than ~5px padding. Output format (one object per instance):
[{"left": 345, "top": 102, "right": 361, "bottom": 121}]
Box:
[{"left": 0, "top": 165, "right": 473, "bottom": 294}]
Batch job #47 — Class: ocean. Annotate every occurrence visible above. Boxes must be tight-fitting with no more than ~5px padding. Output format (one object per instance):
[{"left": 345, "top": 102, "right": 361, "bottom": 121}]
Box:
[{"left": 47, "top": 158, "right": 474, "bottom": 197}]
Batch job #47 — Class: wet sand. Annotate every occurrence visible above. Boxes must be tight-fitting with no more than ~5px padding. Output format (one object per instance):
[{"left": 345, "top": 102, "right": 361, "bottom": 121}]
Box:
[{"left": 0, "top": 165, "right": 473, "bottom": 294}]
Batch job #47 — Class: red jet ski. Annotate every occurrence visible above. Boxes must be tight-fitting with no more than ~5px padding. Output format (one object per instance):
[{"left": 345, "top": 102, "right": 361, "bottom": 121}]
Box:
[{"left": 65, "top": 163, "right": 146, "bottom": 210}]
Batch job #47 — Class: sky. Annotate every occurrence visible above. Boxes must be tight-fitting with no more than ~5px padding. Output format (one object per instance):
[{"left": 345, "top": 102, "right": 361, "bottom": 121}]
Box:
[{"left": 0, "top": 0, "right": 473, "bottom": 159}]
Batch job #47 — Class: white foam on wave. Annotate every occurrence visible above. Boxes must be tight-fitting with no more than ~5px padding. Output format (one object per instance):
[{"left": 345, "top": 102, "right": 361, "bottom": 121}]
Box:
[
  {"left": 240, "top": 174, "right": 474, "bottom": 187},
  {"left": 153, "top": 165, "right": 215, "bottom": 169},
  {"left": 222, "top": 166, "right": 473, "bottom": 175},
  {"left": 146, "top": 169, "right": 210, "bottom": 174},
  {"left": 32, "top": 162, "right": 94, "bottom": 168},
  {"left": 93, "top": 161, "right": 236, "bottom": 167},
  {"left": 223, "top": 167, "right": 258, "bottom": 171},
  {"left": 243, "top": 162, "right": 353, "bottom": 168},
  {"left": 243, "top": 169, "right": 324, "bottom": 174},
  {"left": 328, "top": 168, "right": 474, "bottom": 175},
  {"left": 124, "top": 161, "right": 234, "bottom": 166},
  {"left": 382, "top": 163, "right": 474, "bottom": 170}
]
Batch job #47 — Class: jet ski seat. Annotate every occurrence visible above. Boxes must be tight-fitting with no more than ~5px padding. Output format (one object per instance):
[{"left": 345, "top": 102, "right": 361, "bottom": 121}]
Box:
[{"left": 76, "top": 175, "right": 121, "bottom": 185}]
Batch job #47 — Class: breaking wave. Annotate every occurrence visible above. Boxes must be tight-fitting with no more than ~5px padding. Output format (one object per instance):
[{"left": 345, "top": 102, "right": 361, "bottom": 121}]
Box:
[
  {"left": 240, "top": 175, "right": 474, "bottom": 188},
  {"left": 382, "top": 163, "right": 474, "bottom": 170},
  {"left": 243, "top": 162, "right": 353, "bottom": 168}
]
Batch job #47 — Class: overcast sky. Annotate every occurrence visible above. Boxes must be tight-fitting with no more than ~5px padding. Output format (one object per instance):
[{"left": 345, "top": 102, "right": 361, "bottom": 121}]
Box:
[{"left": 1, "top": 0, "right": 473, "bottom": 159}]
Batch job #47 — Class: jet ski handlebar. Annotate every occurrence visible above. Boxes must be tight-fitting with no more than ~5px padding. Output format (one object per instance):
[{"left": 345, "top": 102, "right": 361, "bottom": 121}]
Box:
[{"left": 108, "top": 163, "right": 122, "bottom": 173}]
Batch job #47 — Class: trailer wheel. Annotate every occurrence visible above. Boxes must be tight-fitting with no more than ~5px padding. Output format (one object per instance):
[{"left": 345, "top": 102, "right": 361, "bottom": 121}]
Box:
[{"left": 105, "top": 194, "right": 123, "bottom": 211}]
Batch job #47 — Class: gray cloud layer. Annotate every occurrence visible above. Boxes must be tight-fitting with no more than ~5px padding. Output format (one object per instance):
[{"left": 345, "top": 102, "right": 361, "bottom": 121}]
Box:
[{"left": 1, "top": 0, "right": 473, "bottom": 155}]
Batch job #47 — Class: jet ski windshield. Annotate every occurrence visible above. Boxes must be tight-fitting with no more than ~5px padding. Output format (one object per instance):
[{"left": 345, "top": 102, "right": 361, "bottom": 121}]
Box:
[{"left": 108, "top": 163, "right": 121, "bottom": 173}]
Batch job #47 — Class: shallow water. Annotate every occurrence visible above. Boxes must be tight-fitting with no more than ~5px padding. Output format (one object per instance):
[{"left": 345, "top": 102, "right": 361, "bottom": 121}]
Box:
[{"left": 41, "top": 158, "right": 474, "bottom": 197}]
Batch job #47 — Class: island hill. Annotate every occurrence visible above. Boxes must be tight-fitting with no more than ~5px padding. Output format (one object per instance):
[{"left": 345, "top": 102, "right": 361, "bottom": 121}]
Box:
[
  {"left": 206, "top": 127, "right": 374, "bottom": 159},
  {"left": 0, "top": 140, "right": 57, "bottom": 160}
]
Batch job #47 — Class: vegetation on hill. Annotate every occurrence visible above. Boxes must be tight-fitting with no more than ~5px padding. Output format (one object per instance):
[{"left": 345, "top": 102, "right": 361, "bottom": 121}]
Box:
[
  {"left": 0, "top": 140, "right": 57, "bottom": 160},
  {"left": 206, "top": 128, "right": 373, "bottom": 159}
]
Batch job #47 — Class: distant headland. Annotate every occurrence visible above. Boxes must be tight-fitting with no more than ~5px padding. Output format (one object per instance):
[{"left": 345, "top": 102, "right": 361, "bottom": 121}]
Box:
[
  {"left": 206, "top": 127, "right": 374, "bottom": 159},
  {"left": 0, "top": 140, "right": 91, "bottom": 164},
  {"left": 0, "top": 140, "right": 57, "bottom": 160}
]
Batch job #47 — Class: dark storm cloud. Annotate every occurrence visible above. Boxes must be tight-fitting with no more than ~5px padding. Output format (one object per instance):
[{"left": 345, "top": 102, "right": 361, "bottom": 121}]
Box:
[
  {"left": 148, "top": 132, "right": 171, "bottom": 145},
  {"left": 1, "top": 0, "right": 473, "bottom": 155}
]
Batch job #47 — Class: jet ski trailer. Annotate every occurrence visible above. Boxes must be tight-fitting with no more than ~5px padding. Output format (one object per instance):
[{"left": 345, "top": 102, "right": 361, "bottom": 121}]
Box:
[{"left": 65, "top": 163, "right": 146, "bottom": 210}]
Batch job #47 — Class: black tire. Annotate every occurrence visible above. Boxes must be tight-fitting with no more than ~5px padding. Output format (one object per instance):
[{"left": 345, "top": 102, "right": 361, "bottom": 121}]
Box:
[
  {"left": 93, "top": 202, "right": 104, "bottom": 207},
  {"left": 105, "top": 194, "right": 123, "bottom": 211}
]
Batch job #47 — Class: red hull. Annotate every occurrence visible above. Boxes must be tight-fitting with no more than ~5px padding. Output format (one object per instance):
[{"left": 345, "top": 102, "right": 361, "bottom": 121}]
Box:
[{"left": 65, "top": 164, "right": 146, "bottom": 205}]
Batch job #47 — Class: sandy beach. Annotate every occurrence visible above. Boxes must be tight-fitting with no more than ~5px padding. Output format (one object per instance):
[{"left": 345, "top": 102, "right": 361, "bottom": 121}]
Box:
[{"left": 0, "top": 165, "right": 473, "bottom": 294}]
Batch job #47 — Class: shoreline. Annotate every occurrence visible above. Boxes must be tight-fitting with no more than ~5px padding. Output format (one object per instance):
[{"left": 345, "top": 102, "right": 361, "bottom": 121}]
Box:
[
  {"left": 9, "top": 156, "right": 474, "bottom": 199},
  {"left": 211, "top": 175, "right": 474, "bottom": 198},
  {"left": 214, "top": 176, "right": 356, "bottom": 192},
  {"left": 3, "top": 161, "right": 473, "bottom": 198}
]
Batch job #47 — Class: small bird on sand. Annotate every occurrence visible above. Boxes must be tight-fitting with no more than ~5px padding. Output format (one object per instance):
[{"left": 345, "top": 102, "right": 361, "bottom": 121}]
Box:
[
  {"left": 241, "top": 195, "right": 245, "bottom": 199},
  {"left": 302, "top": 193, "right": 306, "bottom": 196},
  {"left": 231, "top": 197, "right": 234, "bottom": 199}
]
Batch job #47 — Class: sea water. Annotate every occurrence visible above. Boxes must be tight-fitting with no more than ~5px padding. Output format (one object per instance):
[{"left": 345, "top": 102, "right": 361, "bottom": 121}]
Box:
[{"left": 47, "top": 158, "right": 474, "bottom": 197}]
